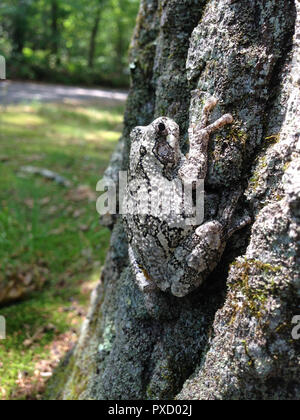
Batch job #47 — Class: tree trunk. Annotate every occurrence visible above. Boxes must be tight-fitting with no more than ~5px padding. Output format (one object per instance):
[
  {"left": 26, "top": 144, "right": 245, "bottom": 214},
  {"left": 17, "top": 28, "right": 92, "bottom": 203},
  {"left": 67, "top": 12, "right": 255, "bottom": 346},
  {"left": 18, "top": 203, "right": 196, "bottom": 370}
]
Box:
[
  {"left": 88, "top": 0, "right": 108, "bottom": 69},
  {"left": 12, "top": 0, "right": 29, "bottom": 55},
  {"left": 51, "top": 0, "right": 59, "bottom": 56},
  {"left": 114, "top": 2, "right": 125, "bottom": 75},
  {"left": 88, "top": 4, "right": 102, "bottom": 69},
  {"left": 47, "top": 0, "right": 300, "bottom": 400}
]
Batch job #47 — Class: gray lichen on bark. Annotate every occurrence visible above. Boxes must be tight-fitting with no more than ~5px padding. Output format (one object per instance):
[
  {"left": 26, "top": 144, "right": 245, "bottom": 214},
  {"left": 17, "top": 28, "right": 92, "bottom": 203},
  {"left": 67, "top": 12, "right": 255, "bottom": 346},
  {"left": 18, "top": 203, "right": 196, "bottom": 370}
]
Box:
[{"left": 46, "top": 0, "right": 300, "bottom": 400}]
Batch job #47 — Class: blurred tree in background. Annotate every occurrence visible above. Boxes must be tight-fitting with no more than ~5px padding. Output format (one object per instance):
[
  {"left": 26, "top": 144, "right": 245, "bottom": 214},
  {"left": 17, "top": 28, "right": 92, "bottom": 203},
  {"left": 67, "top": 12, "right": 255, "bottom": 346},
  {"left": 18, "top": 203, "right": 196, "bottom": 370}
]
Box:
[{"left": 0, "top": 0, "right": 140, "bottom": 87}]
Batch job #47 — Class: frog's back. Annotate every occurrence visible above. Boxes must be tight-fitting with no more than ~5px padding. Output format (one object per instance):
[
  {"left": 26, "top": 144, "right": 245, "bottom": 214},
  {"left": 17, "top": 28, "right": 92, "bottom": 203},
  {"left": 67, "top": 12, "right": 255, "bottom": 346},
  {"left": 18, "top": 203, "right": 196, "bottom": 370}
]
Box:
[{"left": 124, "top": 214, "right": 192, "bottom": 286}]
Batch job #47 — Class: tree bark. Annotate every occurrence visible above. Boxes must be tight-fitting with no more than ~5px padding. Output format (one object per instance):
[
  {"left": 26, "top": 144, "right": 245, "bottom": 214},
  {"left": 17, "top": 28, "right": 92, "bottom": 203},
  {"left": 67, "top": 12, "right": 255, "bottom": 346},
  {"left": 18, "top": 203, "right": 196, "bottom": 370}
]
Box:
[{"left": 47, "top": 0, "right": 300, "bottom": 400}]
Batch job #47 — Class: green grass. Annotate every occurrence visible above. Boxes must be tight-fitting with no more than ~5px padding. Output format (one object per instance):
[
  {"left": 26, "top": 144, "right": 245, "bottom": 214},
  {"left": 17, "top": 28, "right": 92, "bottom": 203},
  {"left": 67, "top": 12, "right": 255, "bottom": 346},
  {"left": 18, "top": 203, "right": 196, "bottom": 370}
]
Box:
[{"left": 0, "top": 101, "right": 124, "bottom": 399}]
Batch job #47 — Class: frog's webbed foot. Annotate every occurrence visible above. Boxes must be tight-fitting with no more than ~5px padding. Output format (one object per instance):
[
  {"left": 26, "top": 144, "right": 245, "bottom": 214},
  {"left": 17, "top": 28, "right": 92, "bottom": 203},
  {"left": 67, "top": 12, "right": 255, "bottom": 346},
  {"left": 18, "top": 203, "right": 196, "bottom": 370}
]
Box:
[
  {"left": 200, "top": 96, "right": 218, "bottom": 128},
  {"left": 200, "top": 96, "right": 233, "bottom": 133},
  {"left": 206, "top": 113, "right": 234, "bottom": 135}
]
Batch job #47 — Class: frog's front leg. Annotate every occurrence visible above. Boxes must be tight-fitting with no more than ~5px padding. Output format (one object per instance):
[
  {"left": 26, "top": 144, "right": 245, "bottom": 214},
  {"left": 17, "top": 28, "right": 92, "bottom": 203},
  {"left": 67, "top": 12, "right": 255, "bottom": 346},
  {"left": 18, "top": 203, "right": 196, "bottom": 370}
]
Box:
[{"left": 178, "top": 97, "right": 233, "bottom": 183}]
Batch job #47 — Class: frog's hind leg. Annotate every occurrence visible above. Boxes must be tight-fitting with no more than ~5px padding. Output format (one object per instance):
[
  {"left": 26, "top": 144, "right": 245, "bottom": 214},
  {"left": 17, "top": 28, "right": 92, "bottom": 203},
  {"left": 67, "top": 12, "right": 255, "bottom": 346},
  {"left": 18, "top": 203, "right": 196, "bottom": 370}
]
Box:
[{"left": 167, "top": 222, "right": 223, "bottom": 298}]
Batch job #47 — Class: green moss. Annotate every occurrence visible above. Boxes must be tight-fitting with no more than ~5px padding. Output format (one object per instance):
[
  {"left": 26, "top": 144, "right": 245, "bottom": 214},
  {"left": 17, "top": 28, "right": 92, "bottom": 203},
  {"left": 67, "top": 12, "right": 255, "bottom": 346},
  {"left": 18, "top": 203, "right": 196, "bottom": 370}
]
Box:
[
  {"left": 248, "top": 156, "right": 267, "bottom": 191},
  {"left": 248, "top": 133, "right": 283, "bottom": 193},
  {"left": 146, "top": 358, "right": 177, "bottom": 400},
  {"left": 227, "top": 125, "right": 248, "bottom": 148},
  {"left": 241, "top": 339, "right": 254, "bottom": 366},
  {"left": 230, "top": 259, "right": 283, "bottom": 321},
  {"left": 265, "top": 134, "right": 280, "bottom": 145}
]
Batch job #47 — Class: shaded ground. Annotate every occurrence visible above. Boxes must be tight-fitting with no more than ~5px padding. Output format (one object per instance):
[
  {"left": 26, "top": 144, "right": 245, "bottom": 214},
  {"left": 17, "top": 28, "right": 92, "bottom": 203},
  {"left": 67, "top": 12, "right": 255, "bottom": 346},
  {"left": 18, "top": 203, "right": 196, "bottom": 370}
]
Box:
[
  {"left": 0, "top": 81, "right": 128, "bottom": 106},
  {"left": 0, "top": 100, "right": 125, "bottom": 399}
]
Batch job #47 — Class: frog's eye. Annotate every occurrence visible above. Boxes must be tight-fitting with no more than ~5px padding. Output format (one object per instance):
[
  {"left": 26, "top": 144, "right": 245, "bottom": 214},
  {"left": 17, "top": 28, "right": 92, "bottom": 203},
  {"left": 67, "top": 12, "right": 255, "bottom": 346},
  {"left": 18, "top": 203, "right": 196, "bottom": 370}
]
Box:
[{"left": 158, "top": 123, "right": 166, "bottom": 132}]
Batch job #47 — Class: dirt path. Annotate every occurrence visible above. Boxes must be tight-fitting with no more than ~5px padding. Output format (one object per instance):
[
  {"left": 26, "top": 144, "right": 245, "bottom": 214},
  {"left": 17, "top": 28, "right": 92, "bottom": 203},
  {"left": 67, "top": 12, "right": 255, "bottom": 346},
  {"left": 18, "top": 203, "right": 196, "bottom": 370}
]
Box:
[{"left": 0, "top": 81, "right": 128, "bottom": 105}]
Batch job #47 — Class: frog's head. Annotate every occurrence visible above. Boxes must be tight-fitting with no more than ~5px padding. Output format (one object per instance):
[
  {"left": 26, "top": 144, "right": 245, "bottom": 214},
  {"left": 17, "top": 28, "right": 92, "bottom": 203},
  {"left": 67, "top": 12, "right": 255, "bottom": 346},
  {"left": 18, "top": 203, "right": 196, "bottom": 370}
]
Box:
[
  {"left": 130, "top": 117, "right": 181, "bottom": 174},
  {"left": 150, "top": 117, "right": 181, "bottom": 167}
]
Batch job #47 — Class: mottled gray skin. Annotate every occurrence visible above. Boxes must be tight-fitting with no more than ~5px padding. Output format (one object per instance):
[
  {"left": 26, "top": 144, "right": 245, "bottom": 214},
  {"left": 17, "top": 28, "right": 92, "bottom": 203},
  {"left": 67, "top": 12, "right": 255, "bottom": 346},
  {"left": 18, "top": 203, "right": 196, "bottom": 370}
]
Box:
[{"left": 124, "top": 100, "right": 251, "bottom": 298}]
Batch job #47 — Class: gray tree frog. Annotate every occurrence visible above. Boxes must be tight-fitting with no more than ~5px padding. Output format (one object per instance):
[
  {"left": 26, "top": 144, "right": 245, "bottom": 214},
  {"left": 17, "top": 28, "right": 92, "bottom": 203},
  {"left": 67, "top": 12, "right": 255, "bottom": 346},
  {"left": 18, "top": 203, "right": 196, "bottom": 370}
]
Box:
[{"left": 123, "top": 96, "right": 251, "bottom": 298}]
